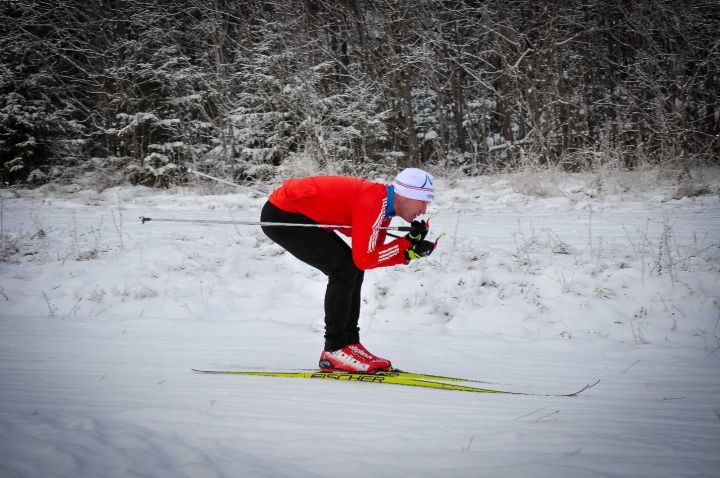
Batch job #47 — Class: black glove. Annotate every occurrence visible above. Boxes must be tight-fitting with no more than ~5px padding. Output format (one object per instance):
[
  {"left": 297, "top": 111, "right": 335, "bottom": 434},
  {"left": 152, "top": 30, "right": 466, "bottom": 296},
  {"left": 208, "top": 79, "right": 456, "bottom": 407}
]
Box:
[
  {"left": 405, "top": 239, "right": 435, "bottom": 260},
  {"left": 405, "top": 220, "right": 429, "bottom": 244}
]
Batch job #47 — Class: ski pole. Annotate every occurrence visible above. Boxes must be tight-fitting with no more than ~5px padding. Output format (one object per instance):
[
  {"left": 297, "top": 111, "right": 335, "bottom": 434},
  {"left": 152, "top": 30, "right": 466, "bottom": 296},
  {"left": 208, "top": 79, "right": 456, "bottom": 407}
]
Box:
[{"left": 139, "top": 216, "right": 411, "bottom": 231}]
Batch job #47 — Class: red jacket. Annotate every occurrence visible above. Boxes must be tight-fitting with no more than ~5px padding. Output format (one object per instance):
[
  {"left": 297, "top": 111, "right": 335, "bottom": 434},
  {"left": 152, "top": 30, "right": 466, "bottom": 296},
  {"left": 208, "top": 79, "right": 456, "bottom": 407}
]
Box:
[{"left": 268, "top": 176, "right": 411, "bottom": 270}]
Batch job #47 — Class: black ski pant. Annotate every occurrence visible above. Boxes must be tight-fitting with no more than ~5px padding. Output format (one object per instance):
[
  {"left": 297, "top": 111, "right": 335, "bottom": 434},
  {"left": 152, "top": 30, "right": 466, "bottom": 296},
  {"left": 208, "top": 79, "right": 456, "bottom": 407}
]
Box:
[{"left": 260, "top": 201, "right": 364, "bottom": 351}]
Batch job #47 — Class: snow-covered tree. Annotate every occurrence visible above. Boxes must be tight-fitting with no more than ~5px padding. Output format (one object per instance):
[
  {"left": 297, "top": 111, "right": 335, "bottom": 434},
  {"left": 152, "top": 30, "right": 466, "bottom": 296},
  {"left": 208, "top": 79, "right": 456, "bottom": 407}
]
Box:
[{"left": 1, "top": 0, "right": 717, "bottom": 186}]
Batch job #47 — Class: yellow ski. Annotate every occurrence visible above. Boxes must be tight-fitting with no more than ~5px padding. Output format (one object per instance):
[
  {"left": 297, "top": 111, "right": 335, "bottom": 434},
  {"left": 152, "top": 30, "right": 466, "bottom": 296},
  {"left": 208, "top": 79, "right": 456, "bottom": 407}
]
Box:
[
  {"left": 191, "top": 369, "right": 599, "bottom": 396},
  {"left": 192, "top": 369, "right": 501, "bottom": 393}
]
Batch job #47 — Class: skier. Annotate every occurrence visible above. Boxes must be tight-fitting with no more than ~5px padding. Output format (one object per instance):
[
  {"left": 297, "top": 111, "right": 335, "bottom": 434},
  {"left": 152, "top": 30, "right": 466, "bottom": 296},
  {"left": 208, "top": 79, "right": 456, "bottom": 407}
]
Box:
[{"left": 260, "top": 168, "right": 436, "bottom": 373}]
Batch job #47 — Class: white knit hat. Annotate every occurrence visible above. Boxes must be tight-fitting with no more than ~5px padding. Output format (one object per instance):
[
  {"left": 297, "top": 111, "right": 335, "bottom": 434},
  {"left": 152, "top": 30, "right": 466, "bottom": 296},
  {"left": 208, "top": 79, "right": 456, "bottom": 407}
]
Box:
[{"left": 392, "top": 168, "right": 434, "bottom": 201}]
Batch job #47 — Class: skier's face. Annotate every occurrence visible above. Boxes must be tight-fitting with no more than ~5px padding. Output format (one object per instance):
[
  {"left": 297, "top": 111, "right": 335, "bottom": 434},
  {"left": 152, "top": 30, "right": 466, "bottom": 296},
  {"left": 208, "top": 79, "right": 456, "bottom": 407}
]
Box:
[{"left": 395, "top": 195, "right": 428, "bottom": 222}]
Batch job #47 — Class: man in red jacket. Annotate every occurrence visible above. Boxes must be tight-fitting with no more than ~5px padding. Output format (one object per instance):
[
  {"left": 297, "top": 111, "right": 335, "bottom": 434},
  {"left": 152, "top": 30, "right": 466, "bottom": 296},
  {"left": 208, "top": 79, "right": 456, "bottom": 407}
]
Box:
[{"left": 260, "top": 168, "right": 436, "bottom": 373}]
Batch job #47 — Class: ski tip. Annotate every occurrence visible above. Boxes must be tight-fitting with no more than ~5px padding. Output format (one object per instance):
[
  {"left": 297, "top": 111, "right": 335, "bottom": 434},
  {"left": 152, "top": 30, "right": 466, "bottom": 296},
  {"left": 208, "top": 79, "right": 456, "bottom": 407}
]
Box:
[{"left": 566, "top": 379, "right": 601, "bottom": 397}]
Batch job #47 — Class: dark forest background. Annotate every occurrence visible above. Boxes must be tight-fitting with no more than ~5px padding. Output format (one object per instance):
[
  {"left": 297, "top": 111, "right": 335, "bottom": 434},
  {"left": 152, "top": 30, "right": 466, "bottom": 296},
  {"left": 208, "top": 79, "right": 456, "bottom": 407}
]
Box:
[{"left": 1, "top": 0, "right": 718, "bottom": 187}]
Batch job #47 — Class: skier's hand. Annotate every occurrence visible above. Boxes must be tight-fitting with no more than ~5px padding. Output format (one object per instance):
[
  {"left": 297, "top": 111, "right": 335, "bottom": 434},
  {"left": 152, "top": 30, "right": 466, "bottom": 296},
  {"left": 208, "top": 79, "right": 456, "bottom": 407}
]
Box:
[
  {"left": 405, "top": 220, "right": 429, "bottom": 244},
  {"left": 405, "top": 239, "right": 435, "bottom": 261}
]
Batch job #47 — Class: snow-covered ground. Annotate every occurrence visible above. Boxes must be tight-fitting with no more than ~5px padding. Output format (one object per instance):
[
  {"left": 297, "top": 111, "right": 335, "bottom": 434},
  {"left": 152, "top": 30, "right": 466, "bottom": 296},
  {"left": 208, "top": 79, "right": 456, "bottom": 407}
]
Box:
[{"left": 1, "top": 169, "right": 719, "bottom": 478}]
